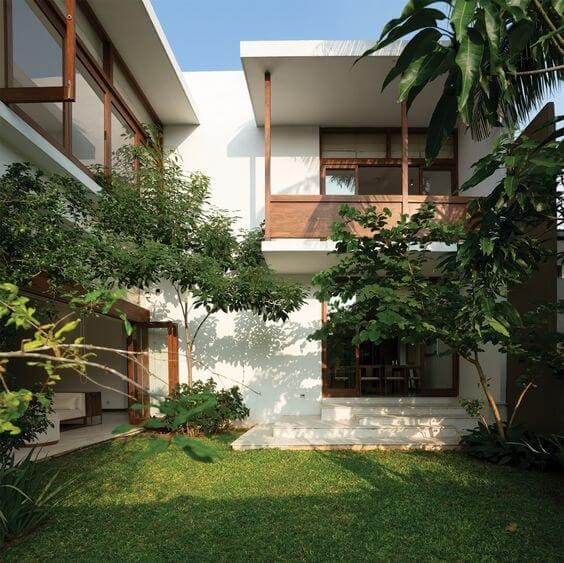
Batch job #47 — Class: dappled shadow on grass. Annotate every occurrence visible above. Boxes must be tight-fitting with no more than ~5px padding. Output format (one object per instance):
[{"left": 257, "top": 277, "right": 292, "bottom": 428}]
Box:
[{"left": 4, "top": 439, "right": 563, "bottom": 562}]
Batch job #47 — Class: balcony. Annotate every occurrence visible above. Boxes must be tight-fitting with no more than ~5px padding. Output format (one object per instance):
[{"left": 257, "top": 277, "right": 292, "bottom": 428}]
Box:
[{"left": 268, "top": 194, "right": 471, "bottom": 239}]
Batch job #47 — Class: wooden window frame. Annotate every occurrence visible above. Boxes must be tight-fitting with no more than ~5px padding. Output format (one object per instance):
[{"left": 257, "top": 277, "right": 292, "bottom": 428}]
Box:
[
  {"left": 320, "top": 127, "right": 458, "bottom": 196},
  {"left": 0, "top": 0, "right": 76, "bottom": 103},
  {"left": 1, "top": 0, "right": 162, "bottom": 179}
]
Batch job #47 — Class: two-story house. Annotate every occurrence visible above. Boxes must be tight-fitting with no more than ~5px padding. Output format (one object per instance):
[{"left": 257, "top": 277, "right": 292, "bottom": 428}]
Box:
[{"left": 2, "top": 2, "right": 560, "bottom": 450}]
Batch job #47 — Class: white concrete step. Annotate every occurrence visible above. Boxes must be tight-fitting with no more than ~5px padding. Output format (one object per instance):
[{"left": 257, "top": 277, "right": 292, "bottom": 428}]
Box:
[
  {"left": 231, "top": 423, "right": 459, "bottom": 451},
  {"left": 272, "top": 417, "right": 462, "bottom": 443},
  {"left": 357, "top": 414, "right": 475, "bottom": 431},
  {"left": 321, "top": 397, "right": 467, "bottom": 421}
]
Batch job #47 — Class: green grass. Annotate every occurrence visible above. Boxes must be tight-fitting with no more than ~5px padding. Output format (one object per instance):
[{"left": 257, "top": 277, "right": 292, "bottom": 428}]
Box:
[{"left": 4, "top": 434, "right": 563, "bottom": 562}]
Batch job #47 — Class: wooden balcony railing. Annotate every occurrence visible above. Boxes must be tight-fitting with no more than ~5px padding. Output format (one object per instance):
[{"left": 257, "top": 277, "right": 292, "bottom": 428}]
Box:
[{"left": 267, "top": 194, "right": 471, "bottom": 239}]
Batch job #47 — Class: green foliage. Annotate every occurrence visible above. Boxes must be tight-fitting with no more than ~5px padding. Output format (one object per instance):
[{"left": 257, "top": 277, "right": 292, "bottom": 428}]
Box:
[
  {"left": 0, "top": 164, "right": 99, "bottom": 292},
  {"left": 97, "top": 132, "right": 306, "bottom": 324},
  {"left": 97, "top": 129, "right": 306, "bottom": 381},
  {"left": 0, "top": 284, "right": 124, "bottom": 440},
  {"left": 460, "top": 422, "right": 564, "bottom": 470},
  {"left": 162, "top": 379, "right": 250, "bottom": 435},
  {"left": 359, "top": 0, "right": 563, "bottom": 160},
  {"left": 0, "top": 388, "right": 52, "bottom": 468},
  {"left": 0, "top": 451, "right": 68, "bottom": 547},
  {"left": 312, "top": 132, "right": 562, "bottom": 437}
]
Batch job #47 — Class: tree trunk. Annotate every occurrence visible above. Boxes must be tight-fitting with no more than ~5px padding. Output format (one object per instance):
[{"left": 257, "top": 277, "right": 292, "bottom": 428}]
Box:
[
  {"left": 472, "top": 352, "right": 506, "bottom": 440},
  {"left": 184, "top": 324, "right": 193, "bottom": 387}
]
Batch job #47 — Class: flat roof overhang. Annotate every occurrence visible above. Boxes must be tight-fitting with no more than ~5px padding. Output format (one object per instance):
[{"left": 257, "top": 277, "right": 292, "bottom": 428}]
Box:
[
  {"left": 90, "top": 0, "right": 199, "bottom": 125},
  {"left": 262, "top": 240, "right": 457, "bottom": 275},
  {"left": 241, "top": 40, "right": 445, "bottom": 127}
]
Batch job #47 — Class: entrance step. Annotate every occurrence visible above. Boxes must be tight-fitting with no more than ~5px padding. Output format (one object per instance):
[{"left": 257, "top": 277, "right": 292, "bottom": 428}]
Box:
[
  {"left": 272, "top": 417, "right": 461, "bottom": 442},
  {"left": 321, "top": 397, "right": 466, "bottom": 422},
  {"left": 357, "top": 414, "right": 475, "bottom": 431},
  {"left": 231, "top": 398, "right": 475, "bottom": 451}
]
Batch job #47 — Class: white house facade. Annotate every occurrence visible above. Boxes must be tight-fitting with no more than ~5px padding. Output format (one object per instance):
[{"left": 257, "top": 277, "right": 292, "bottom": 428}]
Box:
[{"left": 3, "top": 1, "right": 561, "bottom": 448}]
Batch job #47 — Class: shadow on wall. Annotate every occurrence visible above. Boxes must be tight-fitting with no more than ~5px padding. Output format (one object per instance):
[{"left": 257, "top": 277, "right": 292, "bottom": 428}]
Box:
[
  {"left": 227, "top": 121, "right": 321, "bottom": 228},
  {"left": 144, "top": 282, "right": 322, "bottom": 422},
  {"left": 192, "top": 312, "right": 322, "bottom": 422}
]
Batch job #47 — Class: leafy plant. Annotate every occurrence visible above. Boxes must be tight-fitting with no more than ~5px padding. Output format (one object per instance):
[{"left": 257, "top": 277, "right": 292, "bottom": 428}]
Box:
[
  {"left": 460, "top": 422, "right": 564, "bottom": 470},
  {"left": 312, "top": 127, "right": 562, "bottom": 440},
  {"left": 97, "top": 128, "right": 307, "bottom": 385},
  {"left": 164, "top": 380, "right": 250, "bottom": 435},
  {"left": 0, "top": 388, "right": 53, "bottom": 469},
  {"left": 358, "top": 0, "right": 563, "bottom": 160},
  {"left": 0, "top": 450, "right": 68, "bottom": 546}
]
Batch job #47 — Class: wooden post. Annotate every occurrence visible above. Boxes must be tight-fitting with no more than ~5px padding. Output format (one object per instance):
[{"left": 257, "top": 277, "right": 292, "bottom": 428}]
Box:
[
  {"left": 264, "top": 71, "right": 271, "bottom": 239},
  {"left": 64, "top": 0, "right": 76, "bottom": 101},
  {"left": 401, "top": 101, "right": 409, "bottom": 215}
]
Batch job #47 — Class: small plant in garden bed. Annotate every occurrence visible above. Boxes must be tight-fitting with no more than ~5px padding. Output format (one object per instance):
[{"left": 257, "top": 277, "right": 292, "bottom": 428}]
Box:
[
  {"left": 0, "top": 451, "right": 68, "bottom": 547},
  {"left": 158, "top": 379, "right": 249, "bottom": 435},
  {"left": 460, "top": 422, "right": 564, "bottom": 471}
]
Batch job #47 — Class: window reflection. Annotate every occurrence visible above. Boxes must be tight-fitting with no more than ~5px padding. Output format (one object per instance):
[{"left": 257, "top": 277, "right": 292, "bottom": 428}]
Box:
[
  {"left": 14, "top": 102, "right": 63, "bottom": 145},
  {"left": 111, "top": 108, "right": 134, "bottom": 164},
  {"left": 325, "top": 169, "right": 356, "bottom": 195},
  {"left": 72, "top": 62, "right": 105, "bottom": 168},
  {"left": 12, "top": 0, "right": 62, "bottom": 88}
]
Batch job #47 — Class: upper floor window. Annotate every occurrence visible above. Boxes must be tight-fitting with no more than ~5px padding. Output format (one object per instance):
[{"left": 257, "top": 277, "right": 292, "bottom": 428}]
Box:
[
  {"left": 0, "top": 0, "right": 161, "bottom": 177},
  {"left": 321, "top": 129, "right": 457, "bottom": 197}
]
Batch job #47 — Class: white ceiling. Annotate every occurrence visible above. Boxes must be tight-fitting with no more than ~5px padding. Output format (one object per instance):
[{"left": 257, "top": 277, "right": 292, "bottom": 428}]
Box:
[
  {"left": 89, "top": 0, "right": 199, "bottom": 125},
  {"left": 241, "top": 40, "right": 445, "bottom": 127}
]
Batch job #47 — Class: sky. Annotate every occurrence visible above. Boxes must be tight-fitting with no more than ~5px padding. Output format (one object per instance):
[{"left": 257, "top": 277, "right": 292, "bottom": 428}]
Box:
[{"left": 151, "top": 0, "right": 562, "bottom": 115}]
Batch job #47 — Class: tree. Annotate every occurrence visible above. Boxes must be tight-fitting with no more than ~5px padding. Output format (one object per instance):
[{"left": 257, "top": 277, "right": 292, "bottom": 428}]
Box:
[
  {"left": 312, "top": 131, "right": 562, "bottom": 439},
  {"left": 96, "top": 129, "right": 307, "bottom": 385},
  {"left": 359, "top": 0, "right": 563, "bottom": 160}
]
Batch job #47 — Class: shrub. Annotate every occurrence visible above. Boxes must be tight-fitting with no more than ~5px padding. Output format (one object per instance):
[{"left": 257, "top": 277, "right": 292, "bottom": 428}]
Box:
[
  {"left": 0, "top": 389, "right": 52, "bottom": 468},
  {"left": 460, "top": 422, "right": 564, "bottom": 471},
  {"left": 0, "top": 451, "right": 68, "bottom": 547},
  {"left": 156, "top": 379, "right": 249, "bottom": 435}
]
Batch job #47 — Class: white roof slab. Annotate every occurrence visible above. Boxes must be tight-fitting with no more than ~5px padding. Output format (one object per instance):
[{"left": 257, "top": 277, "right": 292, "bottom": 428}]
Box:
[
  {"left": 241, "top": 40, "right": 445, "bottom": 127},
  {"left": 89, "top": 0, "right": 199, "bottom": 125}
]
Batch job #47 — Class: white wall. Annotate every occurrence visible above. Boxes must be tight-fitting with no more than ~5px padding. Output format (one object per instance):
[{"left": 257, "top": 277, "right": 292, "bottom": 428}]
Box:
[
  {"left": 165, "top": 71, "right": 264, "bottom": 232},
  {"left": 0, "top": 137, "right": 26, "bottom": 171},
  {"left": 143, "top": 279, "right": 322, "bottom": 423}
]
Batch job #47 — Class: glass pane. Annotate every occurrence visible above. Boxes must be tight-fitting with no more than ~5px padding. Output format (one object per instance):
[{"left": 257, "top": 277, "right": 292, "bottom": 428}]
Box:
[
  {"left": 111, "top": 108, "right": 134, "bottom": 163},
  {"left": 420, "top": 340, "right": 454, "bottom": 390},
  {"left": 391, "top": 133, "right": 454, "bottom": 159},
  {"left": 148, "top": 328, "right": 170, "bottom": 402},
  {"left": 326, "top": 326, "right": 357, "bottom": 391},
  {"left": 113, "top": 63, "right": 152, "bottom": 125},
  {"left": 72, "top": 62, "right": 105, "bottom": 168},
  {"left": 52, "top": 0, "right": 103, "bottom": 65},
  {"left": 322, "top": 132, "right": 386, "bottom": 158},
  {"left": 358, "top": 166, "right": 418, "bottom": 195},
  {"left": 14, "top": 102, "right": 63, "bottom": 145},
  {"left": 12, "top": 0, "right": 63, "bottom": 88},
  {"left": 325, "top": 169, "right": 356, "bottom": 195},
  {"left": 420, "top": 170, "right": 453, "bottom": 195}
]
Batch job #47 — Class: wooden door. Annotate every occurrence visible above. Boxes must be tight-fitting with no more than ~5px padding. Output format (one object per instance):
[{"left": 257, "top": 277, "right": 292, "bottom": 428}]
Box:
[{"left": 127, "top": 321, "right": 179, "bottom": 424}]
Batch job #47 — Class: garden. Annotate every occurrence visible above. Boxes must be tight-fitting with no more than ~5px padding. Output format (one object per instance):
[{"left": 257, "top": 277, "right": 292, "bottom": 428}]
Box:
[
  {"left": 3, "top": 434, "right": 564, "bottom": 561},
  {"left": 1, "top": 0, "right": 563, "bottom": 558}
]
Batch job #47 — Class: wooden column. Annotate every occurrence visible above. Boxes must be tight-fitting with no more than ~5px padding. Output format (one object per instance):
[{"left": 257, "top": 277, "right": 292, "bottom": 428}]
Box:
[
  {"left": 64, "top": 0, "right": 76, "bottom": 100},
  {"left": 401, "top": 101, "right": 409, "bottom": 215},
  {"left": 264, "top": 71, "right": 271, "bottom": 239}
]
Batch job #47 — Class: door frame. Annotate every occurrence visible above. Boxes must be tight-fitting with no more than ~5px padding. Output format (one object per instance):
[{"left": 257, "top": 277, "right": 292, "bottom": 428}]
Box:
[{"left": 127, "top": 321, "right": 179, "bottom": 423}]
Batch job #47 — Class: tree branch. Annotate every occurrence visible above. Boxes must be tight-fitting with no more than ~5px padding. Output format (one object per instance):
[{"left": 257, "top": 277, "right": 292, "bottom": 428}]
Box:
[{"left": 512, "top": 64, "right": 564, "bottom": 76}]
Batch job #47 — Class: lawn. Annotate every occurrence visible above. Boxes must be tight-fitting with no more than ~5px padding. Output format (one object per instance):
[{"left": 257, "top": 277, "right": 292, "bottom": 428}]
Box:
[{"left": 5, "top": 434, "right": 563, "bottom": 561}]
